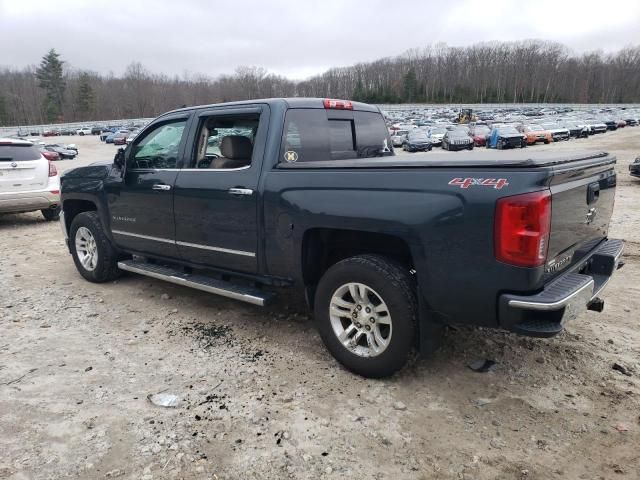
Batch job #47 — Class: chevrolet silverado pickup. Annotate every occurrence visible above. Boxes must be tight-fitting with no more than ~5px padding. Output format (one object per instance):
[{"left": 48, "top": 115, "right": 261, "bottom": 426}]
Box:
[{"left": 59, "top": 98, "right": 624, "bottom": 378}]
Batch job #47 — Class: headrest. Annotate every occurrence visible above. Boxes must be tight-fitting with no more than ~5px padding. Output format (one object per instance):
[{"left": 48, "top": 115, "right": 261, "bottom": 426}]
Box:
[{"left": 220, "top": 135, "right": 253, "bottom": 160}]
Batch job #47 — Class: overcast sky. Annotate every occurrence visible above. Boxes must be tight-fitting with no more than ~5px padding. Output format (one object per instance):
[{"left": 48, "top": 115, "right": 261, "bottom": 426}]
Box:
[{"left": 1, "top": 0, "right": 639, "bottom": 79}]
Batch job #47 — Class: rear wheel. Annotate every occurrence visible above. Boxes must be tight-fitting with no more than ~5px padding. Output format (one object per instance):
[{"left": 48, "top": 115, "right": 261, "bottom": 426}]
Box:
[
  {"left": 69, "top": 211, "right": 121, "bottom": 283},
  {"left": 41, "top": 207, "right": 60, "bottom": 221},
  {"left": 314, "top": 255, "right": 417, "bottom": 378}
]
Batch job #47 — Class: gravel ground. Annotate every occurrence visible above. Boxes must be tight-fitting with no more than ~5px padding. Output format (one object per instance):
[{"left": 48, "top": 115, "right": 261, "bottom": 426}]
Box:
[{"left": 1, "top": 130, "right": 639, "bottom": 480}]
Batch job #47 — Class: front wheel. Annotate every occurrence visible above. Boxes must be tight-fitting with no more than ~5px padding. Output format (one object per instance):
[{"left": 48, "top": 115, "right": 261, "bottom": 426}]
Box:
[
  {"left": 314, "top": 255, "right": 417, "bottom": 378},
  {"left": 69, "top": 211, "right": 121, "bottom": 283}
]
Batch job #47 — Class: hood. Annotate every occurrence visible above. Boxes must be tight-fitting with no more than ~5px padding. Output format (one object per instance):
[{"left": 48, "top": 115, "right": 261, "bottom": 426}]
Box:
[{"left": 61, "top": 161, "right": 113, "bottom": 179}]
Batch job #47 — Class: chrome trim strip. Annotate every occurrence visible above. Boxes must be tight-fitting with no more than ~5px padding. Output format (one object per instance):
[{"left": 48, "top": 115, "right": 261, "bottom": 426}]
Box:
[
  {"left": 128, "top": 165, "right": 251, "bottom": 172},
  {"left": 112, "top": 229, "right": 255, "bottom": 257},
  {"left": 117, "top": 262, "right": 266, "bottom": 306},
  {"left": 112, "top": 230, "right": 175, "bottom": 244},
  {"left": 508, "top": 279, "right": 595, "bottom": 311},
  {"left": 176, "top": 240, "right": 255, "bottom": 257}
]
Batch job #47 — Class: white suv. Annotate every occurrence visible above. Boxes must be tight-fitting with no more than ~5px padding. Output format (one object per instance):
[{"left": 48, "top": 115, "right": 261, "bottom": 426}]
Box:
[
  {"left": 76, "top": 127, "right": 92, "bottom": 136},
  {"left": 0, "top": 138, "right": 61, "bottom": 220}
]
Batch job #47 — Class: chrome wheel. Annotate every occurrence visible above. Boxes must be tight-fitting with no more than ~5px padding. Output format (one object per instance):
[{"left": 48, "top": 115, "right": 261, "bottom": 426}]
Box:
[
  {"left": 75, "top": 226, "right": 98, "bottom": 271},
  {"left": 329, "top": 282, "right": 392, "bottom": 357}
]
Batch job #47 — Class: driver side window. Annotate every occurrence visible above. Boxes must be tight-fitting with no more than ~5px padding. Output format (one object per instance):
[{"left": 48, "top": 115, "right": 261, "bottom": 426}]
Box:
[{"left": 131, "top": 120, "right": 187, "bottom": 170}]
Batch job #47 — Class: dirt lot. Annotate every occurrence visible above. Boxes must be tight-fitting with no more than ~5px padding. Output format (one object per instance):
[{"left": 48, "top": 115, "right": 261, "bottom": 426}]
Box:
[{"left": 1, "top": 131, "right": 639, "bottom": 480}]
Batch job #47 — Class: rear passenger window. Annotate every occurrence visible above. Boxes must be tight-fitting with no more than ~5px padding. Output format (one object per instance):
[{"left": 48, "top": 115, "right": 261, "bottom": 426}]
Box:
[{"left": 281, "top": 109, "right": 392, "bottom": 163}]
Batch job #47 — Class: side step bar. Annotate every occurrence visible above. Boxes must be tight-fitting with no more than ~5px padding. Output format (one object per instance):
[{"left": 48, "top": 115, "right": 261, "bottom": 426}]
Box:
[{"left": 117, "top": 260, "right": 274, "bottom": 306}]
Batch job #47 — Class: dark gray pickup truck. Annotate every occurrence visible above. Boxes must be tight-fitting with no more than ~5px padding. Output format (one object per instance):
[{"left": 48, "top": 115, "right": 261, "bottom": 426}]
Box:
[{"left": 59, "top": 98, "right": 624, "bottom": 377}]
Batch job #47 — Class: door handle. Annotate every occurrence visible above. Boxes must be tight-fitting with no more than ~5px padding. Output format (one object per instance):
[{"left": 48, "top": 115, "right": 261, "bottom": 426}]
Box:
[
  {"left": 152, "top": 184, "right": 171, "bottom": 191},
  {"left": 228, "top": 188, "right": 253, "bottom": 196}
]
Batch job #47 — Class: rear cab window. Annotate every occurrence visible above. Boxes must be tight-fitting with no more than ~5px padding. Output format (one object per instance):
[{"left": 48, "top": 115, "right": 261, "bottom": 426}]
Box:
[{"left": 280, "top": 109, "right": 393, "bottom": 164}]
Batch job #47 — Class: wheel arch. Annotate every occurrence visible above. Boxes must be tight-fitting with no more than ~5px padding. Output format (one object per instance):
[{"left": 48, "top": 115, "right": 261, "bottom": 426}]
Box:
[{"left": 300, "top": 227, "right": 415, "bottom": 309}]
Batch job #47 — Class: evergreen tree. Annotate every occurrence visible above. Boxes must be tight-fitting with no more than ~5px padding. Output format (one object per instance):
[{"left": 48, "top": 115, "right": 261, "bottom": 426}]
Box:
[
  {"left": 0, "top": 95, "right": 8, "bottom": 126},
  {"left": 352, "top": 78, "right": 365, "bottom": 101},
  {"left": 402, "top": 67, "right": 418, "bottom": 103},
  {"left": 36, "top": 49, "right": 66, "bottom": 122},
  {"left": 76, "top": 72, "right": 95, "bottom": 120}
]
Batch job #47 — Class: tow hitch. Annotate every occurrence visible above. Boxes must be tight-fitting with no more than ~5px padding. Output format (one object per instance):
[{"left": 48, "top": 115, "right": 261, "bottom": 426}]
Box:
[{"left": 587, "top": 297, "right": 605, "bottom": 312}]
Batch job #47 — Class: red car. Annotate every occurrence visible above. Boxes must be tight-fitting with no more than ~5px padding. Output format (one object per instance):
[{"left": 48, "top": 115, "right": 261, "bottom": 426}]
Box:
[
  {"left": 113, "top": 132, "right": 128, "bottom": 145},
  {"left": 42, "top": 129, "right": 60, "bottom": 137},
  {"left": 470, "top": 125, "right": 491, "bottom": 146},
  {"left": 40, "top": 149, "right": 60, "bottom": 161}
]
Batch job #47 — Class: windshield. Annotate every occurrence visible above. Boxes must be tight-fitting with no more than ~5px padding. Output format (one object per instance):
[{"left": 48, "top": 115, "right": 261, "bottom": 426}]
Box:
[
  {"left": 430, "top": 127, "right": 446, "bottom": 135},
  {"left": 528, "top": 125, "right": 543, "bottom": 130},
  {"left": 498, "top": 127, "right": 519, "bottom": 135}
]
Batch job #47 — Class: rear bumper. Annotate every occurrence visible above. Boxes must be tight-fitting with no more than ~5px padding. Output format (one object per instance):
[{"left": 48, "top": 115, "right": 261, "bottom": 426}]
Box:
[
  {"left": 498, "top": 238, "right": 624, "bottom": 337},
  {"left": 0, "top": 186, "right": 60, "bottom": 214}
]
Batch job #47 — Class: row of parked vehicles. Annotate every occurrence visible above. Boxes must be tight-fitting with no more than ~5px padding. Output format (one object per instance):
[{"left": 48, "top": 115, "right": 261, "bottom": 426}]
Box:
[{"left": 387, "top": 106, "right": 640, "bottom": 153}]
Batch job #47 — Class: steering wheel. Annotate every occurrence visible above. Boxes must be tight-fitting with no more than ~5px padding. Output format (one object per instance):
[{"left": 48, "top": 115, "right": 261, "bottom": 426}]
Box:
[{"left": 197, "top": 154, "right": 219, "bottom": 169}]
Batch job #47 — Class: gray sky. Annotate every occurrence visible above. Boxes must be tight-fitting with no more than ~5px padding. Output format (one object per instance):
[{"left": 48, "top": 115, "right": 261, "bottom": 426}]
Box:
[{"left": 1, "top": 0, "right": 639, "bottom": 79}]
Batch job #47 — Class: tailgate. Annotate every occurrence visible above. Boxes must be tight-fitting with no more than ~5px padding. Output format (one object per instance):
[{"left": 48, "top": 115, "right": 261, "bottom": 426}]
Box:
[{"left": 546, "top": 155, "right": 616, "bottom": 276}]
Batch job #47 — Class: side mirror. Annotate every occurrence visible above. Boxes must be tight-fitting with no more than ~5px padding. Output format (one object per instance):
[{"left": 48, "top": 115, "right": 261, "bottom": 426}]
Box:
[{"left": 114, "top": 147, "right": 125, "bottom": 169}]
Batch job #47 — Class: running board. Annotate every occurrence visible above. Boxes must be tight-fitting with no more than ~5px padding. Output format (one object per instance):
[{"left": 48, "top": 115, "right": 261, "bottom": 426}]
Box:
[{"left": 117, "top": 260, "right": 274, "bottom": 306}]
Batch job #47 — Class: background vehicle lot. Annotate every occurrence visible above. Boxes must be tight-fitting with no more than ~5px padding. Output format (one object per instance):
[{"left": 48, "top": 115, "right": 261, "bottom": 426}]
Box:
[{"left": 1, "top": 129, "right": 639, "bottom": 479}]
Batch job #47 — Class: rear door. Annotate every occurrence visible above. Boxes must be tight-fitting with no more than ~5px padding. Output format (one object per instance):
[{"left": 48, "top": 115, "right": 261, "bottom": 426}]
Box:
[
  {"left": 173, "top": 106, "right": 269, "bottom": 273},
  {"left": 107, "top": 115, "right": 190, "bottom": 259},
  {"left": 0, "top": 143, "right": 49, "bottom": 194}
]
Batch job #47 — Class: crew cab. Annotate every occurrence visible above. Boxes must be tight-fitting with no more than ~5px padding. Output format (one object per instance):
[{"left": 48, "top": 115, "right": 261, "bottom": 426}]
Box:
[{"left": 59, "top": 98, "right": 624, "bottom": 378}]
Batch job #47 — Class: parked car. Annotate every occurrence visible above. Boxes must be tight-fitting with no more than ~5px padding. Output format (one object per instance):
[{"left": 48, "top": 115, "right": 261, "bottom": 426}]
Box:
[
  {"left": 91, "top": 126, "right": 103, "bottom": 135},
  {"left": 390, "top": 130, "right": 409, "bottom": 147},
  {"left": 0, "top": 138, "right": 61, "bottom": 220},
  {"left": 540, "top": 123, "right": 570, "bottom": 142},
  {"left": 630, "top": 157, "right": 640, "bottom": 178},
  {"left": 519, "top": 124, "right": 553, "bottom": 145},
  {"left": 65, "top": 143, "right": 78, "bottom": 153},
  {"left": 39, "top": 148, "right": 60, "bottom": 161},
  {"left": 125, "top": 131, "right": 139, "bottom": 145},
  {"left": 486, "top": 126, "right": 527, "bottom": 149},
  {"left": 76, "top": 127, "right": 92, "bottom": 136},
  {"left": 100, "top": 130, "right": 114, "bottom": 141},
  {"left": 59, "top": 127, "right": 76, "bottom": 136},
  {"left": 58, "top": 98, "right": 624, "bottom": 378},
  {"left": 112, "top": 132, "right": 129, "bottom": 146},
  {"left": 44, "top": 144, "right": 77, "bottom": 159},
  {"left": 427, "top": 126, "right": 447, "bottom": 146},
  {"left": 561, "top": 121, "right": 590, "bottom": 138},
  {"left": 623, "top": 118, "right": 638, "bottom": 127},
  {"left": 442, "top": 129, "right": 474, "bottom": 151},
  {"left": 42, "top": 129, "right": 60, "bottom": 137},
  {"left": 402, "top": 131, "right": 432, "bottom": 152},
  {"left": 470, "top": 124, "right": 490, "bottom": 146}
]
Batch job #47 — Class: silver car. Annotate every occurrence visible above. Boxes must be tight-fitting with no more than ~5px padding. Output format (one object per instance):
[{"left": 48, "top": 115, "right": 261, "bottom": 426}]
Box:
[{"left": 0, "top": 138, "right": 61, "bottom": 220}]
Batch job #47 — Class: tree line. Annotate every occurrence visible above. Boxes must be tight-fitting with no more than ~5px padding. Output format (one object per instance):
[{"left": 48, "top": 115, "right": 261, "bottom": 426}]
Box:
[{"left": 1, "top": 41, "right": 639, "bottom": 126}]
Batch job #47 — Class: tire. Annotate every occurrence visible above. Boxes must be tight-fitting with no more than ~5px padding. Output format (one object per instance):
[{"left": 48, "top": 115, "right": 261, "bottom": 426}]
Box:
[
  {"left": 314, "top": 254, "right": 417, "bottom": 378},
  {"left": 497, "top": 140, "right": 504, "bottom": 150},
  {"left": 69, "top": 211, "right": 121, "bottom": 283},
  {"left": 41, "top": 207, "right": 60, "bottom": 221},
  {"left": 520, "top": 141, "right": 526, "bottom": 148},
  {"left": 79, "top": 132, "right": 85, "bottom": 136}
]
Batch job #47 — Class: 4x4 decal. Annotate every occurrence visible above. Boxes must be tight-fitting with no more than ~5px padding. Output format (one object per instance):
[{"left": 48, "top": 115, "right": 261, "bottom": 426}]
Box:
[{"left": 448, "top": 178, "right": 509, "bottom": 189}]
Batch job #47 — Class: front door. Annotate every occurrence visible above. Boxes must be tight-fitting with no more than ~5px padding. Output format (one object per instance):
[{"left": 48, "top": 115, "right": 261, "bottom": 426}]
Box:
[
  {"left": 173, "top": 106, "right": 268, "bottom": 273},
  {"left": 108, "top": 116, "right": 189, "bottom": 259}
]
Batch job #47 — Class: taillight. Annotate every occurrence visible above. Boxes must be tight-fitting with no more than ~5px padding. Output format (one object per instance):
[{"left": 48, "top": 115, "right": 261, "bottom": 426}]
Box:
[
  {"left": 495, "top": 190, "right": 551, "bottom": 267},
  {"left": 323, "top": 98, "right": 353, "bottom": 110},
  {"left": 48, "top": 161, "right": 57, "bottom": 177}
]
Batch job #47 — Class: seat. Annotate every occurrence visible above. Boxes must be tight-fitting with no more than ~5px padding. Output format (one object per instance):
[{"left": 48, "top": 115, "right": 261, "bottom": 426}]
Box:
[{"left": 209, "top": 135, "right": 253, "bottom": 169}]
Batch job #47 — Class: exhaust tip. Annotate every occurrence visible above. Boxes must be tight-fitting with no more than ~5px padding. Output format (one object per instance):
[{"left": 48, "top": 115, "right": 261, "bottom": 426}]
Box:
[{"left": 587, "top": 297, "right": 605, "bottom": 313}]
